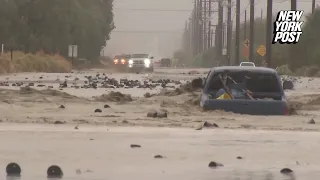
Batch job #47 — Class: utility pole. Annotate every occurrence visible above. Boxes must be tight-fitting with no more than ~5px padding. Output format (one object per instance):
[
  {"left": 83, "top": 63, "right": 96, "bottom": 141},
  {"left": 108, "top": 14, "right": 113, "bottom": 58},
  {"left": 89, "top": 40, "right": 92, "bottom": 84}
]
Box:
[
  {"left": 227, "top": 0, "right": 232, "bottom": 65},
  {"left": 208, "top": 0, "right": 212, "bottom": 48},
  {"left": 217, "top": 0, "right": 223, "bottom": 59},
  {"left": 191, "top": 0, "right": 197, "bottom": 56},
  {"left": 210, "top": 29, "right": 214, "bottom": 47},
  {"left": 235, "top": 0, "right": 240, "bottom": 65},
  {"left": 290, "top": 0, "right": 296, "bottom": 69},
  {"left": 312, "top": 0, "right": 316, "bottom": 13},
  {"left": 291, "top": 0, "right": 297, "bottom": 10},
  {"left": 199, "top": 0, "right": 203, "bottom": 53},
  {"left": 195, "top": 0, "right": 200, "bottom": 55},
  {"left": 203, "top": 0, "right": 207, "bottom": 50},
  {"left": 188, "top": 20, "right": 192, "bottom": 53},
  {"left": 266, "top": 0, "right": 272, "bottom": 67},
  {"left": 244, "top": 10, "right": 247, "bottom": 40},
  {"left": 249, "top": 0, "right": 255, "bottom": 62}
]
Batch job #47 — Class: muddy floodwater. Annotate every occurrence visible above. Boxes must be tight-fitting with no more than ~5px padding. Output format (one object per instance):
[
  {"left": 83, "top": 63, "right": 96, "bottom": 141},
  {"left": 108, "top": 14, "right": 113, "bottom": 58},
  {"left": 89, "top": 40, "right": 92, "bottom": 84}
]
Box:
[
  {"left": 0, "top": 68, "right": 320, "bottom": 180},
  {"left": 0, "top": 124, "right": 320, "bottom": 180}
]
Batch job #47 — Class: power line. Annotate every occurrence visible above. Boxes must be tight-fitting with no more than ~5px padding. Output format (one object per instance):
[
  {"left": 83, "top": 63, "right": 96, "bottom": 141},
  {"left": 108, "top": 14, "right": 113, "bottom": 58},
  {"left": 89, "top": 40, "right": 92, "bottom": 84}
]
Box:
[
  {"left": 114, "top": 8, "right": 193, "bottom": 12},
  {"left": 232, "top": 0, "right": 261, "bottom": 21},
  {"left": 232, "top": 0, "right": 317, "bottom": 21},
  {"left": 112, "top": 30, "right": 183, "bottom": 33}
]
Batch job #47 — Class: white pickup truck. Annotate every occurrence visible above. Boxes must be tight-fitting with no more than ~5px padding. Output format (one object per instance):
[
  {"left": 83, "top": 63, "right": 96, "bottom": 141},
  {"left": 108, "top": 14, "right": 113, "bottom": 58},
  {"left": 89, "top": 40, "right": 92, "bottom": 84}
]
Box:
[
  {"left": 127, "top": 53, "right": 154, "bottom": 72},
  {"left": 240, "top": 62, "right": 255, "bottom": 67}
]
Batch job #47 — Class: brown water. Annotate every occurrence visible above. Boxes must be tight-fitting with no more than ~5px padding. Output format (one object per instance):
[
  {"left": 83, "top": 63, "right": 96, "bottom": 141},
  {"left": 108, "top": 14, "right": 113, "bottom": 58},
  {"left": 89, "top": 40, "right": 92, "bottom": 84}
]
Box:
[
  {"left": 1, "top": 69, "right": 320, "bottom": 180},
  {"left": 0, "top": 124, "right": 319, "bottom": 180}
]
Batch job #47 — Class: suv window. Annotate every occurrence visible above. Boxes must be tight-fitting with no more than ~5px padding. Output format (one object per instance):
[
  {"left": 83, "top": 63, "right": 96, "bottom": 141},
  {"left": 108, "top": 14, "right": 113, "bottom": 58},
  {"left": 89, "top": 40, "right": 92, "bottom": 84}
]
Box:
[{"left": 205, "top": 71, "right": 281, "bottom": 93}]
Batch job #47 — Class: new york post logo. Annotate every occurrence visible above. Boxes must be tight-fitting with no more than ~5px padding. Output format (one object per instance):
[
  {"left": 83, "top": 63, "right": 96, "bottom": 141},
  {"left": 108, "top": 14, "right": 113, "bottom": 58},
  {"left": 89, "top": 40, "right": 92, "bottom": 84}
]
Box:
[{"left": 272, "top": 10, "right": 304, "bottom": 44}]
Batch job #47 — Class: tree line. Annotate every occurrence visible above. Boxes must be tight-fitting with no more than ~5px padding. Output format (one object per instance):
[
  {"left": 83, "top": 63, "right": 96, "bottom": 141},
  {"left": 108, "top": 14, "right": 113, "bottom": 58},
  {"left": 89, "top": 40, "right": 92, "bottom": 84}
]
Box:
[
  {"left": 177, "top": 8, "right": 320, "bottom": 72},
  {"left": 0, "top": 0, "right": 114, "bottom": 62}
]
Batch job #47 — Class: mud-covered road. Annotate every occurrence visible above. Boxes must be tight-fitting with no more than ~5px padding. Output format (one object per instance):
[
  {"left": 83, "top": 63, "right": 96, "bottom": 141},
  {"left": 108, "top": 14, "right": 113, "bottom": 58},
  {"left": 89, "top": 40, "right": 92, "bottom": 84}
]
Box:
[
  {"left": 1, "top": 124, "right": 320, "bottom": 180},
  {"left": 0, "top": 68, "right": 320, "bottom": 179},
  {"left": 0, "top": 68, "right": 319, "bottom": 131}
]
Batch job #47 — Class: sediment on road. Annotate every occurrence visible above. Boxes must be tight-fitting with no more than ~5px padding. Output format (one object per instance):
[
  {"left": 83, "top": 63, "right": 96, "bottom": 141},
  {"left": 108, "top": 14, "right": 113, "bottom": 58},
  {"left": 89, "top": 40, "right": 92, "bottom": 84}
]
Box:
[{"left": 0, "top": 70, "right": 320, "bottom": 131}]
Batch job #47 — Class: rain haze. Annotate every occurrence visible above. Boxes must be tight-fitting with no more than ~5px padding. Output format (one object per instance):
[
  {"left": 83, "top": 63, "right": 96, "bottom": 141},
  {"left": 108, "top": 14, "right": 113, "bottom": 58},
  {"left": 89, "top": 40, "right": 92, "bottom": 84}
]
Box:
[{"left": 105, "top": 0, "right": 317, "bottom": 59}]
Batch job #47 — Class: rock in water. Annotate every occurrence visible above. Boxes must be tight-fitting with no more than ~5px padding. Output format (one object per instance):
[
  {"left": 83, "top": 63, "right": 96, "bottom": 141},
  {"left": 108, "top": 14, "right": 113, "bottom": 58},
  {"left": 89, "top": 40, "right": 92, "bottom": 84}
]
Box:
[
  {"left": 154, "top": 155, "right": 164, "bottom": 159},
  {"left": 53, "top": 121, "right": 64, "bottom": 124},
  {"left": 130, "top": 144, "right": 141, "bottom": 148},
  {"left": 147, "top": 110, "right": 157, "bottom": 118},
  {"left": 157, "top": 111, "right": 167, "bottom": 118},
  {"left": 47, "top": 165, "right": 63, "bottom": 178},
  {"left": 283, "top": 80, "right": 294, "bottom": 90},
  {"left": 308, "top": 118, "right": 315, "bottom": 124},
  {"left": 280, "top": 168, "right": 293, "bottom": 174},
  {"left": 208, "top": 161, "right": 223, "bottom": 168},
  {"left": 6, "top": 162, "right": 21, "bottom": 176},
  {"left": 94, "top": 109, "right": 102, "bottom": 113}
]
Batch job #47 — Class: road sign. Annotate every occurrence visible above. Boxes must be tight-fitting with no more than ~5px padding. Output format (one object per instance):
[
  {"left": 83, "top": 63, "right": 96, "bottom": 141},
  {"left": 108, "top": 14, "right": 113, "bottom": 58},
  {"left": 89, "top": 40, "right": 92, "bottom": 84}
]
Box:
[
  {"left": 256, "top": 45, "right": 266, "bottom": 56},
  {"left": 243, "top": 39, "right": 250, "bottom": 47},
  {"left": 68, "top": 45, "right": 78, "bottom": 58}
]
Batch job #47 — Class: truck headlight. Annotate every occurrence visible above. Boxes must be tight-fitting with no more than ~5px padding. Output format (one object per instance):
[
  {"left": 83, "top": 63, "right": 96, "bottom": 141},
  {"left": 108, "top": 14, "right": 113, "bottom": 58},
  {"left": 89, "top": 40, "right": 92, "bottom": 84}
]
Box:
[
  {"left": 128, "top": 60, "right": 133, "bottom": 64},
  {"left": 144, "top": 59, "right": 150, "bottom": 64}
]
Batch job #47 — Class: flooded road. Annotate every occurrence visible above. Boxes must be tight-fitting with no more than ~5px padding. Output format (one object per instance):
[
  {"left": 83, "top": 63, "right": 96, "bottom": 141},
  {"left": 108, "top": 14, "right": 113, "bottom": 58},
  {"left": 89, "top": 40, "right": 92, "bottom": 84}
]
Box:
[
  {"left": 0, "top": 124, "right": 319, "bottom": 180},
  {"left": 0, "top": 68, "right": 320, "bottom": 180}
]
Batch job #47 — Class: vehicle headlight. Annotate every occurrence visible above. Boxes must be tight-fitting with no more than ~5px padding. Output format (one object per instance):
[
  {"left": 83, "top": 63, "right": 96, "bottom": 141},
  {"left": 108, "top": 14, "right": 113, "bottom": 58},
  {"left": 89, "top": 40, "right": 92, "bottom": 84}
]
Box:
[
  {"left": 144, "top": 59, "right": 151, "bottom": 64},
  {"left": 128, "top": 60, "right": 133, "bottom": 64}
]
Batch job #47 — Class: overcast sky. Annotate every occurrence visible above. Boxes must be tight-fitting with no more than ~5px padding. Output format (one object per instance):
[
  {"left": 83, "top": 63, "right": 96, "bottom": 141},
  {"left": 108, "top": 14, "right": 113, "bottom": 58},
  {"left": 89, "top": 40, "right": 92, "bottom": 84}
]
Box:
[{"left": 104, "top": 0, "right": 317, "bottom": 58}]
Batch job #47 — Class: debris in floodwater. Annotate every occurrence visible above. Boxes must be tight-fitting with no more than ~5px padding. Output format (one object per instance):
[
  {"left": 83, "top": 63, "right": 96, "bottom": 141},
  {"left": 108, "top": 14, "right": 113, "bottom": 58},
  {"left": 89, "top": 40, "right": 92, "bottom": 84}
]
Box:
[
  {"left": 208, "top": 161, "right": 223, "bottom": 168},
  {"left": 94, "top": 109, "right": 102, "bottom": 113},
  {"left": 130, "top": 144, "right": 141, "bottom": 148},
  {"left": 280, "top": 168, "right": 293, "bottom": 174},
  {"left": 154, "top": 155, "right": 164, "bottom": 159},
  {"left": 308, "top": 118, "right": 315, "bottom": 124}
]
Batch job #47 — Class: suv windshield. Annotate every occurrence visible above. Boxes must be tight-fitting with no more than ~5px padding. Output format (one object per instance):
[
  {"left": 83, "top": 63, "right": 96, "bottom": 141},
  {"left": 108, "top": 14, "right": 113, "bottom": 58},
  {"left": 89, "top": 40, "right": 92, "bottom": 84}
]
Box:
[
  {"left": 205, "top": 71, "right": 281, "bottom": 93},
  {"left": 131, "top": 54, "right": 149, "bottom": 58}
]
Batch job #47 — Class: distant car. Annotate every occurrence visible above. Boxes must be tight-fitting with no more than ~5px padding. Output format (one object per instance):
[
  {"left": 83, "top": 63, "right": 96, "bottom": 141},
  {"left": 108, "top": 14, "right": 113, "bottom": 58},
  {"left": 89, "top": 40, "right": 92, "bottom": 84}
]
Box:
[
  {"left": 112, "top": 54, "right": 131, "bottom": 71},
  {"left": 160, "top": 58, "right": 171, "bottom": 67},
  {"left": 127, "top": 53, "right": 154, "bottom": 73},
  {"left": 153, "top": 59, "right": 161, "bottom": 67},
  {"left": 240, "top": 62, "right": 255, "bottom": 67}
]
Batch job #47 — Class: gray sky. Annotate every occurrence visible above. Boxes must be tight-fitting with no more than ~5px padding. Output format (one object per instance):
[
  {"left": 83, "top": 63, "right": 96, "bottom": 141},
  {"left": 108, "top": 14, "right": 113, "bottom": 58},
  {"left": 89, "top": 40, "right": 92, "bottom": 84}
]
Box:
[{"left": 104, "top": 0, "right": 318, "bottom": 58}]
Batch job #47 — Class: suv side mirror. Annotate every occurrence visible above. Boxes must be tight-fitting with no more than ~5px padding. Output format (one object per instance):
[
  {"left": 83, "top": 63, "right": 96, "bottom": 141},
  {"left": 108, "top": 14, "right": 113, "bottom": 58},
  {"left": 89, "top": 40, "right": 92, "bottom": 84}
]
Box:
[
  {"left": 283, "top": 80, "right": 294, "bottom": 90},
  {"left": 191, "top": 78, "right": 203, "bottom": 89}
]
